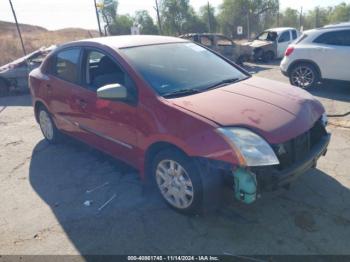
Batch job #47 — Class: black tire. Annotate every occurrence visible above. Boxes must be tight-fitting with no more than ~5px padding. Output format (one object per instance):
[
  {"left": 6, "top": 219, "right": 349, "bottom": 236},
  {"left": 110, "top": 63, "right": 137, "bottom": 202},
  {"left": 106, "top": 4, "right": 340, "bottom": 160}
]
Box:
[
  {"left": 253, "top": 48, "right": 263, "bottom": 62},
  {"left": 37, "top": 106, "right": 62, "bottom": 144},
  {"left": 289, "top": 63, "right": 320, "bottom": 89},
  {"left": 263, "top": 51, "right": 274, "bottom": 63},
  {"left": 151, "top": 148, "right": 203, "bottom": 215},
  {"left": 0, "top": 78, "right": 9, "bottom": 97}
]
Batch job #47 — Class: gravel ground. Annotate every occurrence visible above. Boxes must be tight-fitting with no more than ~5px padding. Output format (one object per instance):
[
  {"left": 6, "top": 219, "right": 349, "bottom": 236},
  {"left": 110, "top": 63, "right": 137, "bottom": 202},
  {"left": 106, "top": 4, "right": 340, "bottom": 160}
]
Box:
[{"left": 0, "top": 62, "right": 349, "bottom": 255}]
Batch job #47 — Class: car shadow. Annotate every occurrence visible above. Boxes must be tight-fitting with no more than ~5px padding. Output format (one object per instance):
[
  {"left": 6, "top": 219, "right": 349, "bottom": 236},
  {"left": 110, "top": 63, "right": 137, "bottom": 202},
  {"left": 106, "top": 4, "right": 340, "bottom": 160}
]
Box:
[
  {"left": 310, "top": 81, "right": 350, "bottom": 103},
  {"left": 243, "top": 59, "right": 281, "bottom": 74},
  {"left": 28, "top": 138, "right": 350, "bottom": 255},
  {"left": 0, "top": 94, "right": 32, "bottom": 107}
]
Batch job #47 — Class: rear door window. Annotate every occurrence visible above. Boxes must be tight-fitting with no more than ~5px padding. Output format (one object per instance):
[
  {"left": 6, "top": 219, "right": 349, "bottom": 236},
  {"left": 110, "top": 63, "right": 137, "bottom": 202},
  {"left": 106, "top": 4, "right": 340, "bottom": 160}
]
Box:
[
  {"left": 314, "top": 30, "right": 350, "bottom": 46},
  {"left": 216, "top": 36, "right": 234, "bottom": 46},
  {"left": 278, "top": 31, "right": 291, "bottom": 43},
  {"left": 54, "top": 48, "right": 81, "bottom": 83},
  {"left": 291, "top": 30, "right": 298, "bottom": 40}
]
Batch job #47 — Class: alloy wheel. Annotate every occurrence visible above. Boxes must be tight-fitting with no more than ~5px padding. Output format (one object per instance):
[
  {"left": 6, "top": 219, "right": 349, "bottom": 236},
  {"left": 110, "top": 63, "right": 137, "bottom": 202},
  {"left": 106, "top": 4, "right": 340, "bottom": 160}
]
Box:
[{"left": 291, "top": 66, "right": 315, "bottom": 88}]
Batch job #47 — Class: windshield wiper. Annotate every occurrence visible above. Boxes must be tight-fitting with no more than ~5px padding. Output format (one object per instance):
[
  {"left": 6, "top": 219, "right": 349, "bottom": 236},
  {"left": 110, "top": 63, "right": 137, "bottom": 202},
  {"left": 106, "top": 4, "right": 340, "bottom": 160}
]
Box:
[
  {"left": 162, "top": 88, "right": 201, "bottom": 98},
  {"left": 203, "top": 78, "right": 240, "bottom": 91}
]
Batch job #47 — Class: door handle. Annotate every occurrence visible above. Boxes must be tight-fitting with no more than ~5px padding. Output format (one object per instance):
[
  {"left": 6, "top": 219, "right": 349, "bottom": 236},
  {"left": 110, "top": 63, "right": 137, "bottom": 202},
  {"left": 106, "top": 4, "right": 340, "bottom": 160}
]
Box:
[
  {"left": 77, "top": 99, "right": 88, "bottom": 109},
  {"left": 46, "top": 83, "right": 52, "bottom": 94}
]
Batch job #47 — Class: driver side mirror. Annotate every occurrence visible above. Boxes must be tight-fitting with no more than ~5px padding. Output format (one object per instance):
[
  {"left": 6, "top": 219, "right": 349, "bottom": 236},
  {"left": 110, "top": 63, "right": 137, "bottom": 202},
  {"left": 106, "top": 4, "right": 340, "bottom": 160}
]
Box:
[{"left": 97, "top": 83, "right": 127, "bottom": 100}]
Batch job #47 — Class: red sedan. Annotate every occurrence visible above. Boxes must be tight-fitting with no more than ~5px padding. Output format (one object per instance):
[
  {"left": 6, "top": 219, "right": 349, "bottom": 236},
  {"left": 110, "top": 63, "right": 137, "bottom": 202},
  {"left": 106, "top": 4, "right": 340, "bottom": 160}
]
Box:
[{"left": 29, "top": 35, "right": 330, "bottom": 214}]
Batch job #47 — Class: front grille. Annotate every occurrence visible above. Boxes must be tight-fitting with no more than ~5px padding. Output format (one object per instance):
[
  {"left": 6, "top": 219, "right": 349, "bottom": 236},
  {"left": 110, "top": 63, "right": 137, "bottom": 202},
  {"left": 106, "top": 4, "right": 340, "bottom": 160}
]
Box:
[{"left": 272, "top": 119, "right": 327, "bottom": 170}]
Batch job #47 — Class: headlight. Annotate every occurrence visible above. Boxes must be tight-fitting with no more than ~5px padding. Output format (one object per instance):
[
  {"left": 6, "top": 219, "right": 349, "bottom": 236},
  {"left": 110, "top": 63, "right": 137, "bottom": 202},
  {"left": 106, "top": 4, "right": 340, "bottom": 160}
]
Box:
[
  {"left": 321, "top": 112, "right": 328, "bottom": 127},
  {"left": 217, "top": 127, "right": 279, "bottom": 167}
]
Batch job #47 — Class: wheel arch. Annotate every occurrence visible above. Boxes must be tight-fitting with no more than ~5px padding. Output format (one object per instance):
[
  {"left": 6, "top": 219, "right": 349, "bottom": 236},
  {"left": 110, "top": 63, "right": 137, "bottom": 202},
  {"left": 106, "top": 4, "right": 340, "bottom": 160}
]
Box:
[
  {"left": 287, "top": 59, "right": 322, "bottom": 79},
  {"left": 143, "top": 141, "right": 188, "bottom": 181}
]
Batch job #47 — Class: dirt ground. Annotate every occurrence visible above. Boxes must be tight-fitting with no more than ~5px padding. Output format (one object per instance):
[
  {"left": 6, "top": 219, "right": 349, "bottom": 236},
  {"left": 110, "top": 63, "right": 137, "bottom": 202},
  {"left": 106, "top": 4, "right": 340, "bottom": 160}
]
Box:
[{"left": 0, "top": 62, "right": 350, "bottom": 255}]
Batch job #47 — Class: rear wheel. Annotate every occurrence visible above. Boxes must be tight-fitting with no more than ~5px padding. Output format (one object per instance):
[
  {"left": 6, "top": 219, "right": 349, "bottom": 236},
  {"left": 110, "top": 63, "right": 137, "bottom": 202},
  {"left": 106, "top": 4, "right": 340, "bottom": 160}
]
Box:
[
  {"left": 289, "top": 63, "right": 319, "bottom": 89},
  {"left": 38, "top": 106, "right": 62, "bottom": 144},
  {"left": 0, "top": 78, "right": 9, "bottom": 97}
]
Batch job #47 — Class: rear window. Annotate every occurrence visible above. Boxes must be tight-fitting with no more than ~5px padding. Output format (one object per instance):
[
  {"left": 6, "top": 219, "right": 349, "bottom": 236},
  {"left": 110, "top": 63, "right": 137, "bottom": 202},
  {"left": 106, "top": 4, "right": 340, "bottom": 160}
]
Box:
[
  {"left": 216, "top": 36, "right": 233, "bottom": 46},
  {"left": 278, "top": 31, "right": 291, "bottom": 43}
]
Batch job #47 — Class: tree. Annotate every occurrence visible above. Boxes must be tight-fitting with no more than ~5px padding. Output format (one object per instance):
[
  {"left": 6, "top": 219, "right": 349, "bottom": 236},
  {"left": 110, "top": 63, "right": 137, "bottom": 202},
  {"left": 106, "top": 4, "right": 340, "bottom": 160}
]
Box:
[
  {"left": 183, "top": 7, "right": 207, "bottom": 33},
  {"left": 109, "top": 14, "right": 133, "bottom": 35},
  {"left": 100, "top": 0, "right": 118, "bottom": 24},
  {"left": 280, "top": 8, "right": 299, "bottom": 29},
  {"left": 328, "top": 2, "right": 350, "bottom": 24},
  {"left": 134, "top": 10, "right": 159, "bottom": 34},
  {"left": 303, "top": 7, "right": 331, "bottom": 29},
  {"left": 218, "top": 0, "right": 279, "bottom": 38},
  {"left": 160, "top": 0, "right": 199, "bottom": 35},
  {"left": 99, "top": 0, "right": 118, "bottom": 35},
  {"left": 199, "top": 3, "right": 218, "bottom": 33}
]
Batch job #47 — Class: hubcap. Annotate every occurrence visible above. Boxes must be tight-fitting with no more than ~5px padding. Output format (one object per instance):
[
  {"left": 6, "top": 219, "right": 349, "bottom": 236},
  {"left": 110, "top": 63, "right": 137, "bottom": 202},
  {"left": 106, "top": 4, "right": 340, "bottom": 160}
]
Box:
[
  {"left": 39, "top": 110, "right": 54, "bottom": 140},
  {"left": 155, "top": 160, "right": 194, "bottom": 209},
  {"left": 291, "top": 66, "right": 315, "bottom": 88}
]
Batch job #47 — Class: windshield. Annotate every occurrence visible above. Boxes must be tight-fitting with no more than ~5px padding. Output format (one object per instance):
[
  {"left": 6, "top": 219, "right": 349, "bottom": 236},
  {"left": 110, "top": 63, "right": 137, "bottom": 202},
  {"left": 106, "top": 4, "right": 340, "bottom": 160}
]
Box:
[
  {"left": 257, "top": 31, "right": 278, "bottom": 41},
  {"left": 120, "top": 43, "right": 247, "bottom": 97}
]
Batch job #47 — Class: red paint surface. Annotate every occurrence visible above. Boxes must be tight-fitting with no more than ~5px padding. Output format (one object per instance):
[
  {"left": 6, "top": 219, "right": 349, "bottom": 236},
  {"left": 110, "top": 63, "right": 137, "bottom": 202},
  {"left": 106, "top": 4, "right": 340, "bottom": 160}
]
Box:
[{"left": 29, "top": 36, "right": 324, "bottom": 178}]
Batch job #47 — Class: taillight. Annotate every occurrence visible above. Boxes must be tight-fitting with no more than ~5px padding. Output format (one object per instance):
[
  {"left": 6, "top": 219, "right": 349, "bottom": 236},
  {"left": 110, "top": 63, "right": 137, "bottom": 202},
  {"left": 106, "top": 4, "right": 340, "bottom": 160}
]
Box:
[{"left": 285, "top": 47, "right": 294, "bottom": 57}]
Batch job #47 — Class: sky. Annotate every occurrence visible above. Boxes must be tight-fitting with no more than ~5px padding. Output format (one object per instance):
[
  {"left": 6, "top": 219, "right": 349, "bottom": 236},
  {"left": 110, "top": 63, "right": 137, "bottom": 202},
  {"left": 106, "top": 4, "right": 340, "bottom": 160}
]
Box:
[{"left": 0, "top": 0, "right": 348, "bottom": 31}]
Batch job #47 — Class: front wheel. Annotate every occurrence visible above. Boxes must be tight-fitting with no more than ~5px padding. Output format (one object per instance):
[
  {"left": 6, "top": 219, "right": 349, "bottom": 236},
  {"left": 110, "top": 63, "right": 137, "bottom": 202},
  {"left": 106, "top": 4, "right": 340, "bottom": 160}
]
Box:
[
  {"left": 152, "top": 149, "right": 203, "bottom": 214},
  {"left": 38, "top": 107, "right": 62, "bottom": 144},
  {"left": 289, "top": 63, "right": 319, "bottom": 89},
  {"left": 263, "top": 51, "right": 274, "bottom": 63}
]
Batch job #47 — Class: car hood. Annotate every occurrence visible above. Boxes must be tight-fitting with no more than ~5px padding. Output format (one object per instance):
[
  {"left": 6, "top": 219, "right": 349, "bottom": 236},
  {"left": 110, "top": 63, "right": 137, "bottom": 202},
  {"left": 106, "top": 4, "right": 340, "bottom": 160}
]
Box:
[
  {"left": 169, "top": 77, "right": 324, "bottom": 144},
  {"left": 242, "top": 40, "right": 273, "bottom": 48}
]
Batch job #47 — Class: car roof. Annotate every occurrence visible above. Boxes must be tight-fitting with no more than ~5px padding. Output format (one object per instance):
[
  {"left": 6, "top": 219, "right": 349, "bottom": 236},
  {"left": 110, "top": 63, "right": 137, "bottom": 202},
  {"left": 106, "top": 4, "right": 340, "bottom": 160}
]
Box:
[
  {"left": 303, "top": 23, "right": 350, "bottom": 35},
  {"left": 74, "top": 35, "right": 188, "bottom": 49},
  {"left": 179, "top": 33, "right": 227, "bottom": 37},
  {"left": 266, "top": 27, "right": 297, "bottom": 33},
  {"left": 322, "top": 22, "right": 350, "bottom": 29}
]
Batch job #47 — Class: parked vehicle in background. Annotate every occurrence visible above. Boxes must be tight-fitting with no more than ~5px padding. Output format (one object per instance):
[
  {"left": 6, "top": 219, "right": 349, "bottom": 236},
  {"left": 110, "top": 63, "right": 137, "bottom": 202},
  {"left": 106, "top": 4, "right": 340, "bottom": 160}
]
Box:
[
  {"left": 29, "top": 35, "right": 330, "bottom": 214},
  {"left": 179, "top": 33, "right": 252, "bottom": 64},
  {"left": 281, "top": 23, "right": 350, "bottom": 89},
  {"left": 0, "top": 45, "right": 56, "bottom": 96},
  {"left": 241, "top": 27, "right": 300, "bottom": 62}
]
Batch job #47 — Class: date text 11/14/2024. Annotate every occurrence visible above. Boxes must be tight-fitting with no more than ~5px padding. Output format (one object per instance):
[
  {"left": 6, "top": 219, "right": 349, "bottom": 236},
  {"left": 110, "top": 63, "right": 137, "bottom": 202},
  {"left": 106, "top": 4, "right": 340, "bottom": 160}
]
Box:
[{"left": 127, "top": 256, "right": 220, "bottom": 261}]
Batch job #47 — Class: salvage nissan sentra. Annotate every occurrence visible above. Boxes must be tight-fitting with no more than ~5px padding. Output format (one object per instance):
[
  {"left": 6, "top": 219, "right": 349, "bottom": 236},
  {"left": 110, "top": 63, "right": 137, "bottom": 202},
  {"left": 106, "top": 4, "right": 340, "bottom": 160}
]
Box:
[{"left": 29, "top": 35, "right": 330, "bottom": 214}]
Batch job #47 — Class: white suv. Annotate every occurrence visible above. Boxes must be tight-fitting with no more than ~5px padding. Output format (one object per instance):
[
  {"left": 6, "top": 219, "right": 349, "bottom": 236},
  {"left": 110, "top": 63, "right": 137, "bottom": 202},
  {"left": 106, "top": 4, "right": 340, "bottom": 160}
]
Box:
[{"left": 280, "top": 23, "right": 350, "bottom": 89}]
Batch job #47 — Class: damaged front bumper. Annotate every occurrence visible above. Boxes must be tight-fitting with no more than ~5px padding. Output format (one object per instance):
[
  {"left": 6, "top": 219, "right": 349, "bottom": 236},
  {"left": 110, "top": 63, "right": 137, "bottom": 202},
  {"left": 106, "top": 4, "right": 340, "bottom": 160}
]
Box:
[
  {"left": 252, "top": 133, "right": 331, "bottom": 192},
  {"left": 201, "top": 132, "right": 331, "bottom": 204}
]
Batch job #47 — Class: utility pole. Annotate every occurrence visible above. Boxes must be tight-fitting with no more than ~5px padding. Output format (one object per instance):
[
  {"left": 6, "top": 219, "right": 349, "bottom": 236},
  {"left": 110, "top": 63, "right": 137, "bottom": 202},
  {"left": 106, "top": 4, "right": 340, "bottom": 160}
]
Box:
[
  {"left": 94, "top": 0, "right": 103, "bottom": 36},
  {"left": 9, "top": 0, "right": 26, "bottom": 56},
  {"left": 277, "top": 1, "right": 280, "bottom": 27},
  {"left": 299, "top": 7, "right": 303, "bottom": 30},
  {"left": 207, "top": 2, "right": 211, "bottom": 33},
  {"left": 247, "top": 12, "right": 250, "bottom": 40},
  {"left": 155, "top": 0, "right": 162, "bottom": 35}
]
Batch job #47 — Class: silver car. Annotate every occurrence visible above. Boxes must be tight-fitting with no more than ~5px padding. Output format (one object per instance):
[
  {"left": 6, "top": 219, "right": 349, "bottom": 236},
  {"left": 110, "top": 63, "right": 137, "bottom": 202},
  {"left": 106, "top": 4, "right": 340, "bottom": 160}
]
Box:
[{"left": 0, "top": 46, "right": 56, "bottom": 96}]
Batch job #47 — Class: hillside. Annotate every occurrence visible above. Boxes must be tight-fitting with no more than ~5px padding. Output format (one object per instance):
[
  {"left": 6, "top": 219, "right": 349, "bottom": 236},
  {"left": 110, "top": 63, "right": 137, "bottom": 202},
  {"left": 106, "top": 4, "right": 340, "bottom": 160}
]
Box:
[{"left": 0, "top": 21, "right": 99, "bottom": 65}]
